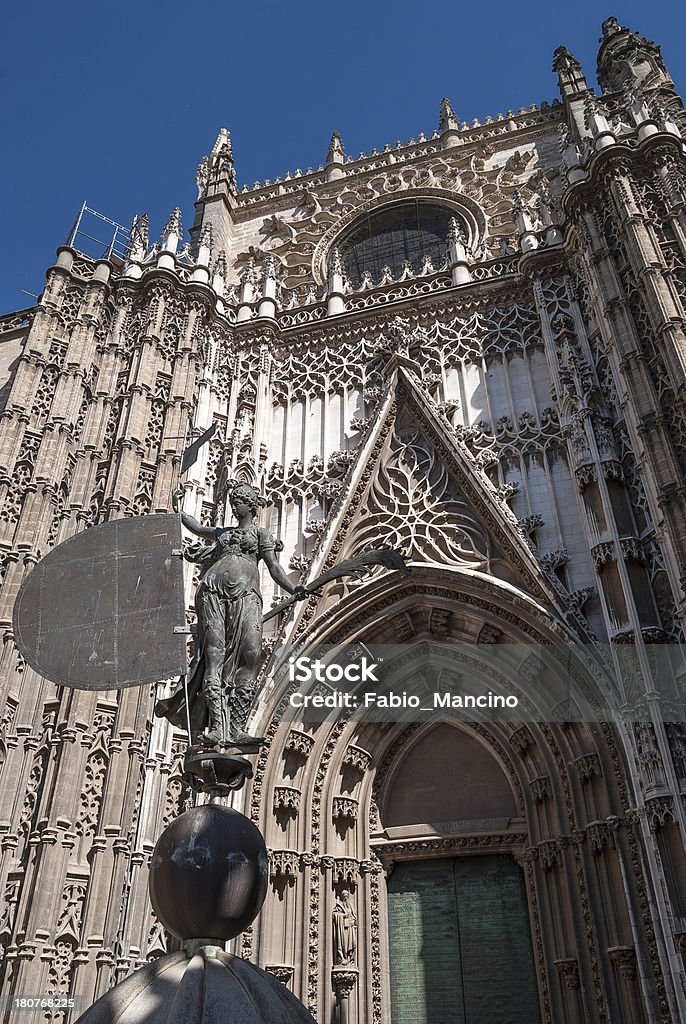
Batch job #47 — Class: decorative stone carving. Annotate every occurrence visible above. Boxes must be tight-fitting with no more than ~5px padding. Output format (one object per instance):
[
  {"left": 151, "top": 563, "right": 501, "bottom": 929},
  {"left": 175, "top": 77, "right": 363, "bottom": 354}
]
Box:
[
  {"left": 574, "top": 753, "right": 602, "bottom": 782},
  {"left": 519, "top": 513, "right": 544, "bottom": 536},
  {"left": 146, "top": 916, "right": 168, "bottom": 961},
  {"left": 540, "top": 548, "right": 570, "bottom": 571},
  {"left": 496, "top": 481, "right": 520, "bottom": 503},
  {"left": 591, "top": 541, "right": 615, "bottom": 568},
  {"left": 332, "top": 797, "right": 359, "bottom": 824},
  {"left": 327, "top": 130, "right": 345, "bottom": 164},
  {"left": 331, "top": 858, "right": 359, "bottom": 886},
  {"left": 54, "top": 882, "right": 86, "bottom": 945},
  {"left": 343, "top": 745, "right": 372, "bottom": 772},
  {"left": 529, "top": 776, "right": 550, "bottom": 803},
  {"left": 331, "top": 967, "right": 358, "bottom": 1000},
  {"left": 569, "top": 587, "right": 597, "bottom": 611},
  {"left": 645, "top": 795, "right": 674, "bottom": 831},
  {"left": 161, "top": 207, "right": 182, "bottom": 245},
  {"left": 477, "top": 623, "right": 501, "bottom": 644},
  {"left": 510, "top": 726, "right": 534, "bottom": 754},
  {"left": 608, "top": 946, "right": 637, "bottom": 981},
  {"left": 0, "top": 878, "right": 20, "bottom": 950},
  {"left": 76, "top": 709, "right": 113, "bottom": 840},
  {"left": 587, "top": 821, "right": 616, "bottom": 854},
  {"left": 439, "top": 97, "right": 459, "bottom": 133},
  {"left": 620, "top": 537, "right": 645, "bottom": 563},
  {"left": 266, "top": 965, "right": 295, "bottom": 986},
  {"left": 538, "top": 839, "right": 565, "bottom": 871},
  {"left": 429, "top": 608, "right": 450, "bottom": 636},
  {"left": 274, "top": 786, "right": 301, "bottom": 813},
  {"left": 270, "top": 850, "right": 301, "bottom": 879},
  {"left": 554, "top": 958, "right": 580, "bottom": 989},
  {"left": 285, "top": 729, "right": 315, "bottom": 758},
  {"left": 345, "top": 406, "right": 493, "bottom": 570},
  {"left": 666, "top": 724, "right": 686, "bottom": 779},
  {"left": 391, "top": 612, "right": 414, "bottom": 641}
]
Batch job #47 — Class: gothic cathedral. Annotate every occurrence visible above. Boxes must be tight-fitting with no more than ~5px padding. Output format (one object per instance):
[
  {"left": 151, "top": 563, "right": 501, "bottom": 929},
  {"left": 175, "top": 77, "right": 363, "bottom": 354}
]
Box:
[{"left": 2, "top": 16, "right": 686, "bottom": 1024}]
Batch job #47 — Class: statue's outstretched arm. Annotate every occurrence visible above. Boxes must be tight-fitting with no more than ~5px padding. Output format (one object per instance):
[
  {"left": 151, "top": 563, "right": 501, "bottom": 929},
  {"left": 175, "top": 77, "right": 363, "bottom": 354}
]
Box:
[
  {"left": 180, "top": 511, "right": 217, "bottom": 539},
  {"left": 262, "top": 548, "right": 306, "bottom": 599},
  {"left": 172, "top": 487, "right": 217, "bottom": 540}
]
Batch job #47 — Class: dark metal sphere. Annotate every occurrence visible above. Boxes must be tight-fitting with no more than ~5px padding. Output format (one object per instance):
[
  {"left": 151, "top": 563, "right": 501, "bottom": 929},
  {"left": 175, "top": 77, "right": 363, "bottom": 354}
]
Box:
[{"left": 149, "top": 804, "right": 268, "bottom": 940}]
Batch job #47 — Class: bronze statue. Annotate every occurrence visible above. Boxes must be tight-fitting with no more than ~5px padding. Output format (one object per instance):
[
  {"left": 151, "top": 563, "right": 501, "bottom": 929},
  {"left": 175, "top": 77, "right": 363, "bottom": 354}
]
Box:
[{"left": 155, "top": 483, "right": 306, "bottom": 748}]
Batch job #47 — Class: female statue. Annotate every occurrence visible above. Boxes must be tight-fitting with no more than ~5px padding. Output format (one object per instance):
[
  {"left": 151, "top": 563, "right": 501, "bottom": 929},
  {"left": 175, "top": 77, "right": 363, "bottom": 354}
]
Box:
[{"left": 155, "top": 483, "right": 306, "bottom": 747}]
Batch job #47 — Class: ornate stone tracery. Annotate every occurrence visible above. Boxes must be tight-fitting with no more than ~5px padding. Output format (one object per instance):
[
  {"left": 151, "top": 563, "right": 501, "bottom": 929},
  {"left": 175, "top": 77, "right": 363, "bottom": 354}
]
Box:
[{"left": 346, "top": 408, "right": 493, "bottom": 569}]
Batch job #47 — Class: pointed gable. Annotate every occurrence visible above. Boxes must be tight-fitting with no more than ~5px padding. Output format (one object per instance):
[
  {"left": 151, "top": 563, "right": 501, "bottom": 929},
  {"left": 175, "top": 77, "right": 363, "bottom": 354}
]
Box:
[{"left": 279, "top": 362, "right": 593, "bottom": 642}]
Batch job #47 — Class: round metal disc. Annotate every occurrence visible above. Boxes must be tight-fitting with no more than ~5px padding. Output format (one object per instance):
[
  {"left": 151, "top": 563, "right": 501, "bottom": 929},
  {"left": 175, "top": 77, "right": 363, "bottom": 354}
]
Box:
[{"left": 12, "top": 514, "right": 187, "bottom": 690}]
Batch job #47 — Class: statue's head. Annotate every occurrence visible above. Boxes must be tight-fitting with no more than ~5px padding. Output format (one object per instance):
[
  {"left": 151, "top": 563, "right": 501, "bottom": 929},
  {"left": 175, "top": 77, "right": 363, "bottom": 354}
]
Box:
[{"left": 229, "top": 482, "right": 260, "bottom": 517}]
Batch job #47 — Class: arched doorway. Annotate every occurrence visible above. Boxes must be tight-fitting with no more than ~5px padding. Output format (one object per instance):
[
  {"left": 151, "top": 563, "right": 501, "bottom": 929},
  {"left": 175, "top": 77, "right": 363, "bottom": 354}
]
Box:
[
  {"left": 380, "top": 724, "right": 540, "bottom": 1024},
  {"left": 249, "top": 570, "right": 659, "bottom": 1024}
]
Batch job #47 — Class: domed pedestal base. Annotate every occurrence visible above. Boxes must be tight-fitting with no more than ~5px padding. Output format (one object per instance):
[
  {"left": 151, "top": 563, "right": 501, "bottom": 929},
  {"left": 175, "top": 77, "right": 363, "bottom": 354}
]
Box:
[{"left": 74, "top": 946, "right": 318, "bottom": 1024}]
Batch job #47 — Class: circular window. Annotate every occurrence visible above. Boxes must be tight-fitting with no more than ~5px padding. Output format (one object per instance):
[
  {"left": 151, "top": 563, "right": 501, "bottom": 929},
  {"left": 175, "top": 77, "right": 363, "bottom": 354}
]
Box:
[{"left": 338, "top": 200, "right": 457, "bottom": 287}]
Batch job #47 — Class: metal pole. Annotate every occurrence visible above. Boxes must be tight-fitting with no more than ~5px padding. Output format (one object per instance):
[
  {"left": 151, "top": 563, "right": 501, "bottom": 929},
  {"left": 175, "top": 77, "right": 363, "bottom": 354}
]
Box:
[
  {"left": 182, "top": 674, "right": 193, "bottom": 747},
  {"left": 67, "top": 200, "right": 87, "bottom": 248},
  {"left": 107, "top": 224, "right": 117, "bottom": 258},
  {"left": 176, "top": 414, "right": 192, "bottom": 746}
]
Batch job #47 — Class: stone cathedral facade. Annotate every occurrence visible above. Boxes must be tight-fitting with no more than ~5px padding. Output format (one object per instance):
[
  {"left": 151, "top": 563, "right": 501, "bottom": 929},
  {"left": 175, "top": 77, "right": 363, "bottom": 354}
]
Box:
[{"left": 2, "top": 14, "right": 686, "bottom": 1023}]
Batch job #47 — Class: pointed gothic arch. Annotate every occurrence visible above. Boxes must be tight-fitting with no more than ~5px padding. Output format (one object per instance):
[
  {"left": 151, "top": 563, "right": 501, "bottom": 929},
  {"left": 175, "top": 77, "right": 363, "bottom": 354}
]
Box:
[{"left": 247, "top": 566, "right": 650, "bottom": 1024}]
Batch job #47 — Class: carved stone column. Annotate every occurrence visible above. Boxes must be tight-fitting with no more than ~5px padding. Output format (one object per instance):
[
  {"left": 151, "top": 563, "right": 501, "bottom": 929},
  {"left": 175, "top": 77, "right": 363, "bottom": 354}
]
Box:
[{"left": 332, "top": 966, "right": 358, "bottom": 1024}]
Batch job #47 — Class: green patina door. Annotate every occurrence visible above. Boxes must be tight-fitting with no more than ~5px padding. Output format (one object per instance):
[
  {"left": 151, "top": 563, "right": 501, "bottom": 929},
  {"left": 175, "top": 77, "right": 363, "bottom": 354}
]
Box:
[{"left": 387, "top": 855, "right": 540, "bottom": 1024}]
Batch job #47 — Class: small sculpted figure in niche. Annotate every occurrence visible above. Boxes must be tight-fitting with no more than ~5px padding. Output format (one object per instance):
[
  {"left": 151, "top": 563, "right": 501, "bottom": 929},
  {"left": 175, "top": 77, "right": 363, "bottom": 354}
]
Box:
[
  {"left": 333, "top": 890, "right": 357, "bottom": 965},
  {"left": 155, "top": 483, "right": 305, "bottom": 747}
]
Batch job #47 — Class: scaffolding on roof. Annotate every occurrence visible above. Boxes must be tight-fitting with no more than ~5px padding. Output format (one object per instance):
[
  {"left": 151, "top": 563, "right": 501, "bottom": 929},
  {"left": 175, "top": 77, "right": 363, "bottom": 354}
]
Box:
[{"left": 66, "top": 202, "right": 131, "bottom": 262}]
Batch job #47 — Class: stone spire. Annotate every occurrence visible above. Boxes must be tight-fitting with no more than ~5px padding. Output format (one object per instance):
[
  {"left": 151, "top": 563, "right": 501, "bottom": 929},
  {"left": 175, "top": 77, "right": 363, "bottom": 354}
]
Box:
[
  {"left": 327, "top": 247, "right": 345, "bottom": 316},
  {"left": 584, "top": 92, "right": 616, "bottom": 150},
  {"left": 439, "top": 97, "right": 461, "bottom": 150},
  {"left": 198, "top": 222, "right": 213, "bottom": 260},
  {"left": 558, "top": 124, "right": 586, "bottom": 184},
  {"left": 161, "top": 208, "right": 183, "bottom": 252},
  {"left": 258, "top": 254, "right": 279, "bottom": 319},
  {"left": 511, "top": 192, "right": 538, "bottom": 253},
  {"left": 123, "top": 213, "right": 148, "bottom": 279},
  {"left": 439, "top": 97, "right": 459, "bottom": 132},
  {"left": 237, "top": 256, "right": 258, "bottom": 321},
  {"left": 191, "top": 223, "right": 213, "bottom": 285},
  {"left": 195, "top": 155, "right": 210, "bottom": 199},
  {"left": 326, "top": 130, "right": 345, "bottom": 181},
  {"left": 212, "top": 250, "right": 227, "bottom": 295},
  {"left": 209, "top": 127, "right": 238, "bottom": 194},
  {"left": 597, "top": 17, "right": 673, "bottom": 93},
  {"left": 326, "top": 130, "right": 345, "bottom": 164},
  {"left": 447, "top": 217, "right": 471, "bottom": 285},
  {"left": 129, "top": 212, "right": 149, "bottom": 260},
  {"left": 553, "top": 46, "right": 588, "bottom": 96}
]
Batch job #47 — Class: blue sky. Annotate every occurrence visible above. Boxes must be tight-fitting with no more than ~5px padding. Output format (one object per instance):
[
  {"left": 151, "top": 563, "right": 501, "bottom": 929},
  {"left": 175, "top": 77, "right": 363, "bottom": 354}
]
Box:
[{"left": 2, "top": 2, "right": 685, "bottom": 313}]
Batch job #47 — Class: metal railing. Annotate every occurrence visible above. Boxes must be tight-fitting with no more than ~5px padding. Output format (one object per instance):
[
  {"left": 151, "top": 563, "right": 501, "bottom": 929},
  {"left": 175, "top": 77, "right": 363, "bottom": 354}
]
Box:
[{"left": 66, "top": 202, "right": 131, "bottom": 261}]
